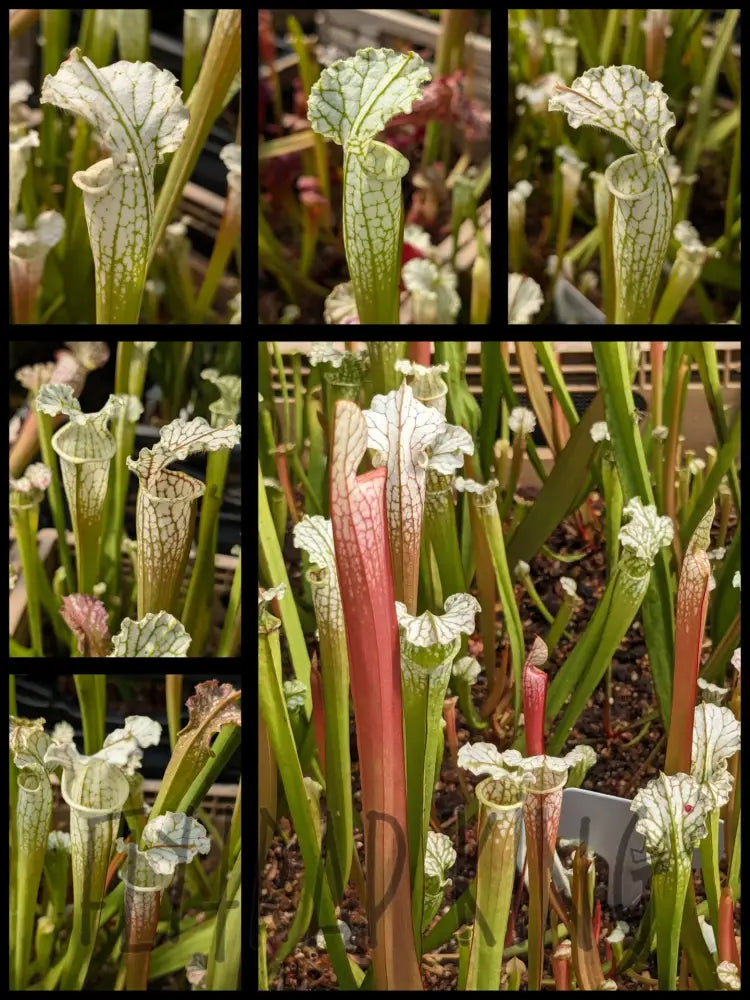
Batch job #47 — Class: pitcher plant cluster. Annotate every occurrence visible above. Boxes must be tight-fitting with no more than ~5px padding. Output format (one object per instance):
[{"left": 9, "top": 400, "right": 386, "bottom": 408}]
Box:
[
  {"left": 508, "top": 10, "right": 739, "bottom": 325},
  {"left": 9, "top": 10, "right": 241, "bottom": 325},
  {"left": 9, "top": 340, "right": 242, "bottom": 659},
  {"left": 258, "top": 340, "right": 740, "bottom": 990},
  {"left": 9, "top": 676, "right": 241, "bottom": 990}
]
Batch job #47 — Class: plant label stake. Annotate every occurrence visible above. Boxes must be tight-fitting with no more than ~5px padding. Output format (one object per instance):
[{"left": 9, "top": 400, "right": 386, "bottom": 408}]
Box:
[{"left": 516, "top": 787, "right": 724, "bottom": 908}]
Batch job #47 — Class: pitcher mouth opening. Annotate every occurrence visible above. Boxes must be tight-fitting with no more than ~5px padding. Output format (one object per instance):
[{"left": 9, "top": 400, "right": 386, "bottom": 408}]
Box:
[
  {"left": 72, "top": 157, "right": 118, "bottom": 196},
  {"left": 60, "top": 760, "right": 129, "bottom": 814},
  {"left": 51, "top": 422, "right": 116, "bottom": 465},
  {"left": 139, "top": 467, "right": 205, "bottom": 505},
  {"left": 604, "top": 153, "right": 659, "bottom": 202}
]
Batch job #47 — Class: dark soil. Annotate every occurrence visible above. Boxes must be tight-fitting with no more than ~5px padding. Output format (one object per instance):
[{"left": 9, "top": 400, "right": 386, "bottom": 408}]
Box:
[{"left": 260, "top": 495, "right": 738, "bottom": 989}]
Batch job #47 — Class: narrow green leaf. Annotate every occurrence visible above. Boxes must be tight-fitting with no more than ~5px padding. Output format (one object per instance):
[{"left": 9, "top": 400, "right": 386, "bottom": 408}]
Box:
[
  {"left": 258, "top": 601, "right": 357, "bottom": 990},
  {"left": 592, "top": 343, "right": 675, "bottom": 722},
  {"left": 505, "top": 394, "right": 604, "bottom": 568}
]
